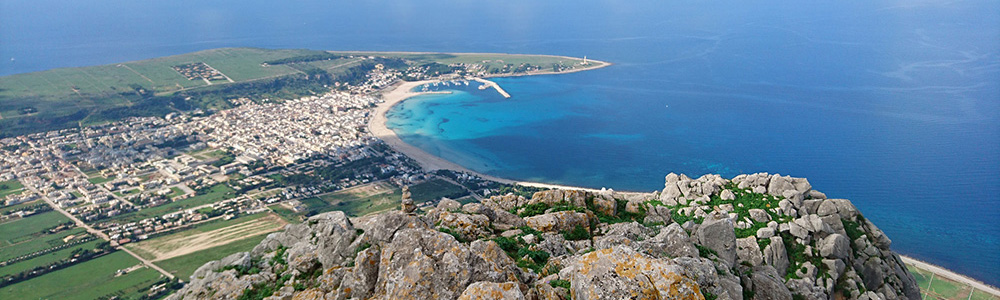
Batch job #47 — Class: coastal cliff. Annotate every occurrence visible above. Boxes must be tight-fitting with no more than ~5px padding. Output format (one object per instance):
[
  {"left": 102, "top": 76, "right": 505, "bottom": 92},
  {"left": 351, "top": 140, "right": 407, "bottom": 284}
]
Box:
[{"left": 169, "top": 173, "right": 919, "bottom": 300}]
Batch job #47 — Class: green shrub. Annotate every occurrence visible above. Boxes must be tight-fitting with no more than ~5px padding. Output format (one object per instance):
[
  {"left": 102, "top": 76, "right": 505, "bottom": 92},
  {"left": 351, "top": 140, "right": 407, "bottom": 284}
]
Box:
[
  {"left": 271, "top": 246, "right": 287, "bottom": 266},
  {"left": 549, "top": 203, "right": 586, "bottom": 214},
  {"left": 550, "top": 279, "right": 571, "bottom": 289},
  {"left": 563, "top": 225, "right": 591, "bottom": 241},
  {"left": 757, "top": 237, "right": 772, "bottom": 250},
  {"left": 238, "top": 282, "right": 277, "bottom": 300},
  {"left": 702, "top": 291, "right": 719, "bottom": 300},
  {"left": 492, "top": 236, "right": 520, "bottom": 253},
  {"left": 695, "top": 244, "right": 717, "bottom": 258},
  {"left": 518, "top": 202, "right": 551, "bottom": 217},
  {"left": 437, "top": 227, "right": 469, "bottom": 243},
  {"left": 518, "top": 248, "right": 550, "bottom": 264},
  {"left": 356, "top": 242, "right": 372, "bottom": 253}
]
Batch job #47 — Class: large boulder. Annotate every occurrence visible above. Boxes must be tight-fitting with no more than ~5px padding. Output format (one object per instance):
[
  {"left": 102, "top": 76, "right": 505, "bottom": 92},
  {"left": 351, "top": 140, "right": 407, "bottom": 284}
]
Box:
[
  {"left": 818, "top": 234, "right": 851, "bottom": 260},
  {"left": 695, "top": 215, "right": 737, "bottom": 265},
  {"left": 372, "top": 228, "right": 474, "bottom": 299},
  {"left": 438, "top": 211, "right": 492, "bottom": 241},
  {"left": 595, "top": 222, "right": 654, "bottom": 250},
  {"left": 750, "top": 266, "right": 792, "bottom": 300},
  {"left": 736, "top": 236, "right": 764, "bottom": 266},
  {"left": 763, "top": 236, "right": 789, "bottom": 276},
  {"left": 524, "top": 211, "right": 590, "bottom": 233},
  {"left": 483, "top": 194, "right": 530, "bottom": 212},
  {"left": 642, "top": 223, "right": 698, "bottom": 259},
  {"left": 530, "top": 189, "right": 590, "bottom": 208},
  {"left": 458, "top": 281, "right": 526, "bottom": 300},
  {"left": 560, "top": 246, "right": 703, "bottom": 300}
]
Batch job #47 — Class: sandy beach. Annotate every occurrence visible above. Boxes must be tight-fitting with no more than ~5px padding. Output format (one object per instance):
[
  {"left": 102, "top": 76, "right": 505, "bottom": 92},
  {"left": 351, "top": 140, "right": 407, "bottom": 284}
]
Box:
[
  {"left": 367, "top": 72, "right": 1000, "bottom": 295},
  {"left": 368, "top": 78, "right": 611, "bottom": 193}
]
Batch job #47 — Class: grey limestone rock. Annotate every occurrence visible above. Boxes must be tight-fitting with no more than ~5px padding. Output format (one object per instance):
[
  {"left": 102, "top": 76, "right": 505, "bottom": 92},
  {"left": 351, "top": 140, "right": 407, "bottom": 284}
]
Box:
[
  {"left": 491, "top": 208, "right": 527, "bottom": 230},
  {"left": 736, "top": 236, "right": 764, "bottom": 266},
  {"left": 720, "top": 189, "right": 736, "bottom": 200},
  {"left": 560, "top": 246, "right": 703, "bottom": 300},
  {"left": 172, "top": 172, "right": 922, "bottom": 300},
  {"left": 749, "top": 208, "right": 771, "bottom": 223},
  {"left": 438, "top": 198, "right": 462, "bottom": 211},
  {"left": 756, "top": 227, "right": 775, "bottom": 239},
  {"left": 763, "top": 236, "right": 790, "bottom": 276},
  {"left": 524, "top": 211, "right": 590, "bottom": 233},
  {"left": 594, "top": 221, "right": 653, "bottom": 250},
  {"left": 458, "top": 281, "right": 526, "bottom": 300},
  {"left": 818, "top": 233, "right": 851, "bottom": 260},
  {"left": 696, "top": 214, "right": 737, "bottom": 265},
  {"left": 641, "top": 222, "right": 698, "bottom": 259},
  {"left": 751, "top": 266, "right": 792, "bottom": 300}
]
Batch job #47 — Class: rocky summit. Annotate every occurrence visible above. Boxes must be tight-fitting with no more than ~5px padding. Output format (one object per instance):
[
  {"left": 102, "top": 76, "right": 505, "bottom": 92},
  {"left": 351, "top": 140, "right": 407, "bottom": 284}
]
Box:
[{"left": 170, "top": 173, "right": 919, "bottom": 300}]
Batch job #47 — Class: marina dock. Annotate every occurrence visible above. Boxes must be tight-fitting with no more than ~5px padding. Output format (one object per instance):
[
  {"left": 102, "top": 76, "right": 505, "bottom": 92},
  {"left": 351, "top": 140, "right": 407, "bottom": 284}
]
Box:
[{"left": 471, "top": 77, "right": 511, "bottom": 98}]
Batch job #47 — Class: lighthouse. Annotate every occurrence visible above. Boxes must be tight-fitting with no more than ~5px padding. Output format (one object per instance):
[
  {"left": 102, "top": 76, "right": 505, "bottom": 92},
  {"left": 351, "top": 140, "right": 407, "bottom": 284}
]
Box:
[{"left": 583, "top": 56, "right": 588, "bottom": 65}]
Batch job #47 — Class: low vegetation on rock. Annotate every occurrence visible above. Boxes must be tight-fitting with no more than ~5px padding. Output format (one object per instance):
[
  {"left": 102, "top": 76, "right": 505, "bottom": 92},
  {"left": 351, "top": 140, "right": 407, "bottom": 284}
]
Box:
[{"left": 170, "top": 172, "right": 919, "bottom": 300}]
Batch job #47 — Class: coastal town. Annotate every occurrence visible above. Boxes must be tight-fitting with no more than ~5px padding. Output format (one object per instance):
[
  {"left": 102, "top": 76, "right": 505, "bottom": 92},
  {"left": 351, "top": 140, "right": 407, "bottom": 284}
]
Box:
[
  {"left": 0, "top": 53, "right": 607, "bottom": 299},
  {"left": 1, "top": 49, "right": 992, "bottom": 300}
]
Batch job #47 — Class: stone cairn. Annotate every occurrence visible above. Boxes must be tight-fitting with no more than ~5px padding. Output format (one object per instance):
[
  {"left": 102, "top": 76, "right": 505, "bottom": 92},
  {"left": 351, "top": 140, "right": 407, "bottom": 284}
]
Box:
[{"left": 400, "top": 185, "right": 415, "bottom": 213}]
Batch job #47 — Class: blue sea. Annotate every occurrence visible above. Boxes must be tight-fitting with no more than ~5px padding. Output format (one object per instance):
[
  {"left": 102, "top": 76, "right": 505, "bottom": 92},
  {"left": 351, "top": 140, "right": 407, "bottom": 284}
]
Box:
[{"left": 3, "top": 0, "right": 998, "bottom": 285}]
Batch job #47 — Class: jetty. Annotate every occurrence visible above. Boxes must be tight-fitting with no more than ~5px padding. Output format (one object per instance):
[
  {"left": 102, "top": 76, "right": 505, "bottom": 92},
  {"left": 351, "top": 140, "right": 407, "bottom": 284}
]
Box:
[{"left": 471, "top": 77, "right": 511, "bottom": 98}]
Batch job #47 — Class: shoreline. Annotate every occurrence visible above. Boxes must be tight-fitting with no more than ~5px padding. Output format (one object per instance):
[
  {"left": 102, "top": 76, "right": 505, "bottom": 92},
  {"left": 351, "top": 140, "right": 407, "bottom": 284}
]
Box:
[
  {"left": 367, "top": 65, "right": 1000, "bottom": 292},
  {"left": 367, "top": 62, "right": 612, "bottom": 193},
  {"left": 368, "top": 81, "right": 606, "bottom": 193}
]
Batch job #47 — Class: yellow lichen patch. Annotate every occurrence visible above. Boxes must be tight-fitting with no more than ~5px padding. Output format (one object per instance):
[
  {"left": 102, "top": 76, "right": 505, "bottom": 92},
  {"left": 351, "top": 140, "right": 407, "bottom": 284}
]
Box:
[
  {"left": 291, "top": 288, "right": 326, "bottom": 300},
  {"left": 571, "top": 247, "right": 705, "bottom": 300}
]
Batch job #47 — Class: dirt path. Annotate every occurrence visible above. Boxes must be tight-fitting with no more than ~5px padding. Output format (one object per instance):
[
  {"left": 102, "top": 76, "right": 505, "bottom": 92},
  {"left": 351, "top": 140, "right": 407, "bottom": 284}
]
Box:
[
  {"left": 135, "top": 214, "right": 286, "bottom": 262},
  {"left": 119, "top": 64, "right": 155, "bottom": 83}
]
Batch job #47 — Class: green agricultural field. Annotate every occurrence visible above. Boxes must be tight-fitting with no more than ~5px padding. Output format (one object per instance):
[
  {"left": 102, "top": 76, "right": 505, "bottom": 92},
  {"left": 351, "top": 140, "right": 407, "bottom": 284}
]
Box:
[
  {"left": 0, "top": 180, "right": 24, "bottom": 198},
  {"left": 0, "top": 239, "right": 101, "bottom": 277},
  {"left": 313, "top": 182, "right": 403, "bottom": 217},
  {"left": 0, "top": 227, "right": 86, "bottom": 262},
  {"left": 156, "top": 233, "right": 269, "bottom": 280},
  {"left": 301, "top": 179, "right": 468, "bottom": 217},
  {"left": 0, "top": 251, "right": 165, "bottom": 300},
  {"left": 0, "top": 199, "right": 40, "bottom": 215},
  {"left": 330, "top": 51, "right": 590, "bottom": 68},
  {"left": 166, "top": 186, "right": 185, "bottom": 198},
  {"left": 0, "top": 211, "right": 71, "bottom": 248},
  {"left": 88, "top": 175, "right": 114, "bottom": 184},
  {"left": 109, "top": 184, "right": 236, "bottom": 223},
  {"left": 408, "top": 178, "right": 469, "bottom": 202},
  {"left": 269, "top": 204, "right": 300, "bottom": 223},
  {"left": 0, "top": 48, "right": 322, "bottom": 137},
  {"left": 908, "top": 265, "right": 1000, "bottom": 300},
  {"left": 0, "top": 48, "right": 593, "bottom": 138}
]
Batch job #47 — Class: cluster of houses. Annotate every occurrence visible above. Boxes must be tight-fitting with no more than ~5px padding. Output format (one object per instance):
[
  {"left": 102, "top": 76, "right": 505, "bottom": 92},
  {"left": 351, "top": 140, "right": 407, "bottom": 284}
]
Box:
[{"left": 171, "top": 62, "right": 226, "bottom": 81}]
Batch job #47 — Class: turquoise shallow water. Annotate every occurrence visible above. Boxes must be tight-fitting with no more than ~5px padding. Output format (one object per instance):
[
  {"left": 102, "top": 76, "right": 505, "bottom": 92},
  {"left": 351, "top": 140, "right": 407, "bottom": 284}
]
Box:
[{"left": 3, "top": 0, "right": 999, "bottom": 285}]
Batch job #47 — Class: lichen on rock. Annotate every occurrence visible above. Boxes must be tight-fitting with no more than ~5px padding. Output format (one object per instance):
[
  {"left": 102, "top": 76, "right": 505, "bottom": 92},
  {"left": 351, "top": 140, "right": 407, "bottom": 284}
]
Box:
[{"left": 170, "top": 172, "right": 919, "bottom": 300}]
